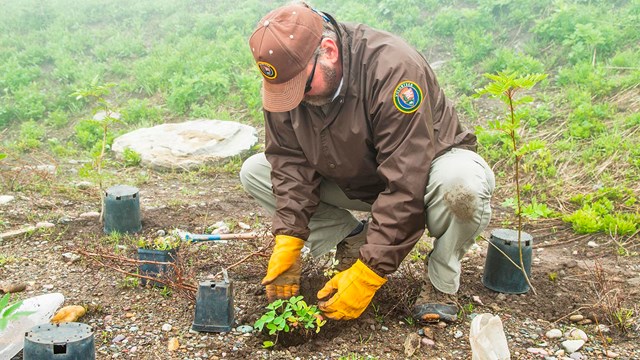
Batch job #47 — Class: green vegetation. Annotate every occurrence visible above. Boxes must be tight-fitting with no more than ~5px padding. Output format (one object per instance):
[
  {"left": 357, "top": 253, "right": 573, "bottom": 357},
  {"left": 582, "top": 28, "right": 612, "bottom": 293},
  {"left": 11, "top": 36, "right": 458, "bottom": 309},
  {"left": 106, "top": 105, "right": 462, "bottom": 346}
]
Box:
[
  {"left": 0, "top": 0, "right": 638, "bottom": 249},
  {"left": 137, "top": 235, "right": 181, "bottom": 251},
  {"left": 254, "top": 295, "right": 326, "bottom": 348},
  {"left": 0, "top": 294, "right": 34, "bottom": 330}
]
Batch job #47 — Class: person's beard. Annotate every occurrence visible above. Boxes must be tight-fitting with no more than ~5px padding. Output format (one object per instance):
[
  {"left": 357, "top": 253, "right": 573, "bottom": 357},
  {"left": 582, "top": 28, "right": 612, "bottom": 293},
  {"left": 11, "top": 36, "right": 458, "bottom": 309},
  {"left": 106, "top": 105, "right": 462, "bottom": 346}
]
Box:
[{"left": 302, "top": 61, "right": 340, "bottom": 107}]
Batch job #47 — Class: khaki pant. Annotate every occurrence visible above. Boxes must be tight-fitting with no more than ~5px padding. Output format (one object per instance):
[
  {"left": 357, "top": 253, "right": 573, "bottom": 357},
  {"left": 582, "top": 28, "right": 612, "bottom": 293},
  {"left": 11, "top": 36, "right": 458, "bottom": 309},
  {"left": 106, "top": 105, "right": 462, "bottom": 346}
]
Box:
[{"left": 239, "top": 148, "right": 495, "bottom": 294}]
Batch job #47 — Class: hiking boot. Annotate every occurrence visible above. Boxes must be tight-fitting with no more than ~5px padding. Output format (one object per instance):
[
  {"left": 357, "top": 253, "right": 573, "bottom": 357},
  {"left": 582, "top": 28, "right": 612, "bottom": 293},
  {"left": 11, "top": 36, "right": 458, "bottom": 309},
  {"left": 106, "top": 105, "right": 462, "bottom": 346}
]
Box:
[
  {"left": 411, "top": 281, "right": 459, "bottom": 323},
  {"left": 334, "top": 221, "right": 367, "bottom": 272}
]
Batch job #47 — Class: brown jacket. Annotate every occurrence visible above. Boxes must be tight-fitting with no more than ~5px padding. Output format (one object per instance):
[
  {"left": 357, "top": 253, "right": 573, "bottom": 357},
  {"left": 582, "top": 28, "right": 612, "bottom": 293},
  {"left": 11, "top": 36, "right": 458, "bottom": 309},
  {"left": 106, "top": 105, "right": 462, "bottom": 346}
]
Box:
[{"left": 264, "top": 21, "right": 476, "bottom": 275}]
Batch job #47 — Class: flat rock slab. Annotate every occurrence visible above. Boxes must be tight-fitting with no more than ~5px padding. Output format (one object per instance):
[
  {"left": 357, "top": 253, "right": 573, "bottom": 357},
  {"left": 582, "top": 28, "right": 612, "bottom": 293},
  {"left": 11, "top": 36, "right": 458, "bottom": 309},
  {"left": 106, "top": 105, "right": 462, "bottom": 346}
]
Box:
[{"left": 112, "top": 119, "right": 258, "bottom": 170}]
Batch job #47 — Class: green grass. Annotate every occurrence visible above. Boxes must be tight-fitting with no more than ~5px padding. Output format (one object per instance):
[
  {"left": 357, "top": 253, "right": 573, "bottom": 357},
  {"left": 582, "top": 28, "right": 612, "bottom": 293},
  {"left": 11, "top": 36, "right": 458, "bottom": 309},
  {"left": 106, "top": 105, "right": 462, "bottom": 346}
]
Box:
[{"left": 0, "top": 0, "right": 638, "bottom": 241}]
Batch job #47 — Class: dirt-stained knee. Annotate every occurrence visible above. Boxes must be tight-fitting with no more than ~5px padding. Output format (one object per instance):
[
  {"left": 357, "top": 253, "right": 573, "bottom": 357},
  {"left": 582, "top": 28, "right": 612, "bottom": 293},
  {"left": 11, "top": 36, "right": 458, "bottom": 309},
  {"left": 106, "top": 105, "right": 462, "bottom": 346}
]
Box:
[{"left": 443, "top": 183, "right": 478, "bottom": 222}]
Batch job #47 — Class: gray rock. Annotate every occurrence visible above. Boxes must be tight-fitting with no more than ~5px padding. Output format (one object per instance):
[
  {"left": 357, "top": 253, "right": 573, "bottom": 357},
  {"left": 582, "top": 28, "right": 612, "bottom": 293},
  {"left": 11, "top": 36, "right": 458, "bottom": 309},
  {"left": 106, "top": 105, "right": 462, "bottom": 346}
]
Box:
[
  {"left": 545, "top": 328, "right": 562, "bottom": 339},
  {"left": 562, "top": 339, "right": 585, "bottom": 353},
  {"left": 62, "top": 252, "right": 81, "bottom": 263},
  {"left": 403, "top": 333, "right": 421, "bottom": 357},
  {"left": 36, "top": 221, "right": 55, "bottom": 229},
  {"left": 0, "top": 195, "right": 15, "bottom": 205},
  {"left": 112, "top": 119, "right": 258, "bottom": 170},
  {"left": 236, "top": 325, "right": 253, "bottom": 334}
]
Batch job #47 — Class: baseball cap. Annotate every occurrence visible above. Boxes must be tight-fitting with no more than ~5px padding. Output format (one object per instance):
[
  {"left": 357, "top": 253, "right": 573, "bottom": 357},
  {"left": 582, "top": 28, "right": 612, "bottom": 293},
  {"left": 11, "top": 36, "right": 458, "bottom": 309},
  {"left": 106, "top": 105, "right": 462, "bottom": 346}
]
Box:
[{"left": 249, "top": 5, "right": 324, "bottom": 112}]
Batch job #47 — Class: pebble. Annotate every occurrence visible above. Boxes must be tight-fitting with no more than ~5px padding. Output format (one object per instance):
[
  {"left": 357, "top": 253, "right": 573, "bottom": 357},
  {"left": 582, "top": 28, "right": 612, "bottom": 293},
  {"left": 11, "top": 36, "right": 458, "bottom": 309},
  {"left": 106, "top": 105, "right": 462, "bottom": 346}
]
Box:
[
  {"left": 112, "top": 335, "right": 126, "bottom": 343},
  {"left": 562, "top": 339, "right": 585, "bottom": 353},
  {"left": 569, "top": 314, "right": 584, "bottom": 322},
  {"left": 75, "top": 181, "right": 93, "bottom": 190},
  {"left": 454, "top": 330, "right": 463, "bottom": 339},
  {"left": 587, "top": 241, "right": 599, "bottom": 248},
  {"left": 381, "top": 326, "right": 389, "bottom": 331},
  {"left": 236, "top": 325, "right": 253, "bottom": 333},
  {"left": 421, "top": 338, "right": 435, "bottom": 347},
  {"left": 566, "top": 328, "right": 588, "bottom": 342},
  {"left": 80, "top": 211, "right": 100, "bottom": 218},
  {"left": 497, "top": 293, "right": 507, "bottom": 301},
  {"left": 605, "top": 350, "right": 619, "bottom": 358},
  {"left": 129, "top": 326, "right": 139, "bottom": 332},
  {"left": 42, "top": 284, "right": 54, "bottom": 290},
  {"left": 62, "top": 252, "right": 81, "bottom": 263},
  {"left": 527, "top": 348, "right": 548, "bottom": 355},
  {"left": 569, "top": 352, "right": 585, "bottom": 360},
  {"left": 36, "top": 221, "right": 55, "bottom": 229},
  {"left": 162, "top": 323, "right": 173, "bottom": 332},
  {"left": 0, "top": 195, "right": 15, "bottom": 205},
  {"left": 546, "top": 329, "right": 562, "bottom": 339}
]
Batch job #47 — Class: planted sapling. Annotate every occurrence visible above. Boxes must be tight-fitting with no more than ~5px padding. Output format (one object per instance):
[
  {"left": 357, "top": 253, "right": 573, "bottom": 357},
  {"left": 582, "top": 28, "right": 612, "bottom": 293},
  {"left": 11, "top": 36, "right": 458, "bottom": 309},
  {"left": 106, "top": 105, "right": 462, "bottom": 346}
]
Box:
[{"left": 254, "top": 295, "right": 326, "bottom": 348}]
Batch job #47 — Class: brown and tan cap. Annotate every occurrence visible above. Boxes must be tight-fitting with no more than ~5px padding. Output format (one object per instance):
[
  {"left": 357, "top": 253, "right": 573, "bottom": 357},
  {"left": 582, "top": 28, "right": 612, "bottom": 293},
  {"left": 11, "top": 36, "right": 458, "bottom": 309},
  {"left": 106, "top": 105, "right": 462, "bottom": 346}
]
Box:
[{"left": 249, "top": 5, "right": 324, "bottom": 112}]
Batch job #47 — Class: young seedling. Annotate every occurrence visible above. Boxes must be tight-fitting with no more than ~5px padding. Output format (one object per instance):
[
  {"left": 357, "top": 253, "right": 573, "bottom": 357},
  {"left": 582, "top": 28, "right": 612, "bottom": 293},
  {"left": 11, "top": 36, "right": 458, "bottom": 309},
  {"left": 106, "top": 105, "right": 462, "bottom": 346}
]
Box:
[
  {"left": 475, "top": 71, "right": 548, "bottom": 295},
  {"left": 72, "top": 76, "right": 122, "bottom": 224},
  {"left": 254, "top": 296, "right": 326, "bottom": 348}
]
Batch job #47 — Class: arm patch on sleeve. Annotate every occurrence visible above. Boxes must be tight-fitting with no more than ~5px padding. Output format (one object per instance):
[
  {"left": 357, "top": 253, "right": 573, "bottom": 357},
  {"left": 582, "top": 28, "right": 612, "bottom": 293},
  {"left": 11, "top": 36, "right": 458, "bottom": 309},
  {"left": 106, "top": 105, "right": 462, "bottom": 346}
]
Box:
[{"left": 392, "top": 81, "right": 423, "bottom": 114}]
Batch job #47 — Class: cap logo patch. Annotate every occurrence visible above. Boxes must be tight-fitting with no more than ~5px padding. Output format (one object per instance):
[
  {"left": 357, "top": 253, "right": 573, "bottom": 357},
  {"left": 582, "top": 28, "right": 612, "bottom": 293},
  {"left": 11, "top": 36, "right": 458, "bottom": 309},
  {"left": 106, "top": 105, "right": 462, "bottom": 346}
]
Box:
[
  {"left": 393, "top": 81, "right": 423, "bottom": 114},
  {"left": 257, "top": 61, "right": 277, "bottom": 80}
]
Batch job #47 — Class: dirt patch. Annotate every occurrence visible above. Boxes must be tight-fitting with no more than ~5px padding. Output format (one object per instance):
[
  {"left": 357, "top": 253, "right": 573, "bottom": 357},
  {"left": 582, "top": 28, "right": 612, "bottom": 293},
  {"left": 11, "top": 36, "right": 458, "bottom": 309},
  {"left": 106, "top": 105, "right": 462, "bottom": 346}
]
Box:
[{"left": 1, "top": 166, "right": 639, "bottom": 359}]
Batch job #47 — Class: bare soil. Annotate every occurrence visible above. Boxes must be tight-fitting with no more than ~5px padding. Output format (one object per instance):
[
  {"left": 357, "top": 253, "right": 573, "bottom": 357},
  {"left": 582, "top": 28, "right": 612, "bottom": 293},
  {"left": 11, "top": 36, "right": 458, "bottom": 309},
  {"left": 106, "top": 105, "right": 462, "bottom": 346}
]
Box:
[{"left": 1, "top": 163, "right": 639, "bottom": 359}]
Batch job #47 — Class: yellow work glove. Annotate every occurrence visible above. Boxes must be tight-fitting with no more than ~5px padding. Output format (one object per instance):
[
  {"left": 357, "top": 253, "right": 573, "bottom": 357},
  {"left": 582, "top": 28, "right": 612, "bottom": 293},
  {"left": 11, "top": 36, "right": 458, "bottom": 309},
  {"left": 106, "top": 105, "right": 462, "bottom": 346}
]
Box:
[
  {"left": 317, "top": 259, "right": 387, "bottom": 320},
  {"left": 262, "top": 234, "right": 305, "bottom": 302}
]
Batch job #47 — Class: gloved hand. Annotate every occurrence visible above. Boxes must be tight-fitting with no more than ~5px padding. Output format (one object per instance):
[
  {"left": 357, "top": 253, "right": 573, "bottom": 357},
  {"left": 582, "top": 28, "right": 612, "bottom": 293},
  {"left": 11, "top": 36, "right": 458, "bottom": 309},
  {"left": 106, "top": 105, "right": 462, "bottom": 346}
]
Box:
[
  {"left": 262, "top": 235, "right": 305, "bottom": 302},
  {"left": 317, "top": 259, "right": 387, "bottom": 320}
]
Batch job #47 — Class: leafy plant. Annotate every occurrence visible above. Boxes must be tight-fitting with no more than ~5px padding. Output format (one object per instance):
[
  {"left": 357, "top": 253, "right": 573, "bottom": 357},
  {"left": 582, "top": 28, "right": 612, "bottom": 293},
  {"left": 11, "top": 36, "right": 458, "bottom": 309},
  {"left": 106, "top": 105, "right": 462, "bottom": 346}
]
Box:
[
  {"left": 0, "top": 293, "right": 34, "bottom": 330},
  {"left": 254, "top": 296, "right": 326, "bottom": 348},
  {"left": 475, "top": 71, "right": 548, "bottom": 295},
  {"left": 72, "top": 77, "right": 122, "bottom": 223},
  {"left": 137, "top": 235, "right": 181, "bottom": 251},
  {"left": 122, "top": 147, "right": 142, "bottom": 167}
]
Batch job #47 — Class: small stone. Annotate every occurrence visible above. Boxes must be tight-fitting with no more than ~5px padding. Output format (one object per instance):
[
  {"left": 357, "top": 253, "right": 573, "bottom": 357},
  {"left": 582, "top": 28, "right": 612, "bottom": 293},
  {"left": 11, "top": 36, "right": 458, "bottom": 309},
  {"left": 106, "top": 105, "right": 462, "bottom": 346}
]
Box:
[
  {"left": 562, "top": 339, "right": 585, "bottom": 353},
  {"left": 569, "top": 314, "right": 584, "bottom": 322},
  {"left": 112, "top": 334, "right": 126, "bottom": 343},
  {"left": 125, "top": 312, "right": 135, "bottom": 318},
  {"left": 594, "top": 324, "right": 610, "bottom": 333},
  {"left": 437, "top": 321, "right": 447, "bottom": 328},
  {"left": 497, "top": 293, "right": 507, "bottom": 301},
  {"left": 168, "top": 337, "right": 179, "bottom": 351},
  {"left": 36, "top": 221, "right": 55, "bottom": 229},
  {"left": 0, "top": 195, "right": 15, "bottom": 205},
  {"left": 80, "top": 211, "right": 100, "bottom": 218},
  {"left": 421, "top": 338, "right": 435, "bottom": 347},
  {"left": 454, "top": 330, "right": 463, "bottom": 339},
  {"left": 527, "top": 348, "right": 548, "bottom": 356},
  {"left": 62, "top": 252, "right": 81, "bottom": 263},
  {"left": 577, "top": 319, "right": 592, "bottom": 325},
  {"left": 546, "top": 329, "right": 562, "bottom": 339},
  {"left": 381, "top": 326, "right": 389, "bottom": 331},
  {"left": 566, "top": 328, "right": 588, "bottom": 342},
  {"left": 236, "top": 325, "right": 253, "bottom": 333},
  {"left": 569, "top": 352, "right": 584, "bottom": 360},
  {"left": 42, "top": 284, "right": 54, "bottom": 290},
  {"left": 587, "top": 241, "right": 599, "bottom": 248},
  {"left": 129, "top": 326, "right": 139, "bottom": 332},
  {"left": 162, "top": 323, "right": 173, "bottom": 332},
  {"left": 422, "top": 327, "right": 434, "bottom": 339},
  {"left": 605, "top": 350, "right": 619, "bottom": 358},
  {"left": 75, "top": 181, "right": 93, "bottom": 190}
]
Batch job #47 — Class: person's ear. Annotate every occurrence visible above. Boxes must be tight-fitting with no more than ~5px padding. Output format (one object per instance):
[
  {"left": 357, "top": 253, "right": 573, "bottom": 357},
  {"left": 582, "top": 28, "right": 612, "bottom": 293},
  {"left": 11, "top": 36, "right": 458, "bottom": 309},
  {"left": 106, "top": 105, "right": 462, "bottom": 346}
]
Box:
[{"left": 320, "top": 38, "right": 340, "bottom": 65}]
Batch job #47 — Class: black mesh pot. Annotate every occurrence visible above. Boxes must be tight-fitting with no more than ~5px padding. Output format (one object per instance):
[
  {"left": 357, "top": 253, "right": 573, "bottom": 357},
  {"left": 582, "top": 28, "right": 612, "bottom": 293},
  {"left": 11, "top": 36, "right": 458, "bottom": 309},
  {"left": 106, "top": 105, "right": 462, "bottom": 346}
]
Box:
[
  {"left": 137, "top": 248, "right": 177, "bottom": 287},
  {"left": 23, "top": 322, "right": 95, "bottom": 360},
  {"left": 192, "top": 280, "right": 234, "bottom": 332},
  {"left": 482, "top": 228, "right": 533, "bottom": 294},
  {"left": 103, "top": 185, "right": 141, "bottom": 234}
]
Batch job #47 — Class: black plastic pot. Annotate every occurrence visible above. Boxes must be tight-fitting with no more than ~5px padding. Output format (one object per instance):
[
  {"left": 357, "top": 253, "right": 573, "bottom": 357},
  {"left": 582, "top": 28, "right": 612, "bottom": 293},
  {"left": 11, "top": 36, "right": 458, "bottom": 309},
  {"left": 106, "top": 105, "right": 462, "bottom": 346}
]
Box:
[
  {"left": 103, "top": 185, "right": 142, "bottom": 234},
  {"left": 482, "top": 228, "right": 533, "bottom": 294},
  {"left": 191, "top": 280, "right": 234, "bottom": 332},
  {"left": 24, "top": 322, "right": 95, "bottom": 360},
  {"left": 137, "top": 248, "right": 177, "bottom": 287}
]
